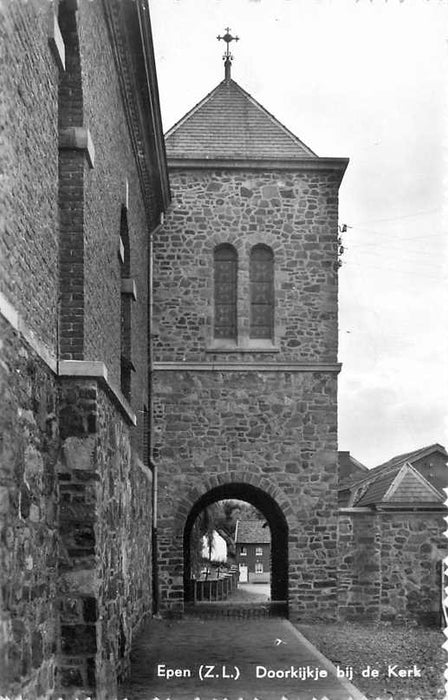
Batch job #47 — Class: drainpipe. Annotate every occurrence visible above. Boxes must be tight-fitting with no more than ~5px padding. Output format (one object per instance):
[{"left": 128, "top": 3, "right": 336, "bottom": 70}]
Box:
[{"left": 149, "top": 213, "right": 163, "bottom": 615}]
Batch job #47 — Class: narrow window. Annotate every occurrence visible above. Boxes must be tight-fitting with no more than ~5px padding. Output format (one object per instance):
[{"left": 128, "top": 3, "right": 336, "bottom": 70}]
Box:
[
  {"left": 255, "top": 546, "right": 263, "bottom": 556},
  {"left": 142, "top": 404, "right": 149, "bottom": 466},
  {"left": 255, "top": 562, "right": 264, "bottom": 573},
  {"left": 214, "top": 244, "right": 237, "bottom": 340},
  {"left": 120, "top": 207, "right": 132, "bottom": 399},
  {"left": 250, "top": 245, "right": 274, "bottom": 340},
  {"left": 240, "top": 546, "right": 247, "bottom": 556}
]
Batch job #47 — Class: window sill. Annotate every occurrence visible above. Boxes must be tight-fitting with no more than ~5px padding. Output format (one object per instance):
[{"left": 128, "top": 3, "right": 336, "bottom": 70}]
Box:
[{"left": 206, "top": 341, "right": 279, "bottom": 353}]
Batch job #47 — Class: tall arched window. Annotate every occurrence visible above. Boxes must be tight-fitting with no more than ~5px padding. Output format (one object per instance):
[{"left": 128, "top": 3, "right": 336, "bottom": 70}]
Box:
[
  {"left": 214, "top": 244, "right": 237, "bottom": 340},
  {"left": 250, "top": 244, "right": 274, "bottom": 340}
]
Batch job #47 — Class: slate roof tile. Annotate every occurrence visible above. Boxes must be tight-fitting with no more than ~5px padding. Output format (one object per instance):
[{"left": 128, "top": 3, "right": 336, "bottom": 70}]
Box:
[
  {"left": 342, "top": 443, "right": 447, "bottom": 491},
  {"left": 235, "top": 520, "right": 271, "bottom": 544},
  {"left": 355, "top": 463, "right": 445, "bottom": 507},
  {"left": 165, "top": 78, "right": 317, "bottom": 160}
]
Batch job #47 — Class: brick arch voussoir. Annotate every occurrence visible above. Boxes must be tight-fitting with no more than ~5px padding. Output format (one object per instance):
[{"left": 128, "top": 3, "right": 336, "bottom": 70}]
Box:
[
  {"left": 243, "top": 232, "right": 283, "bottom": 256},
  {"left": 173, "top": 472, "right": 293, "bottom": 534},
  {"left": 208, "top": 232, "right": 245, "bottom": 256}
]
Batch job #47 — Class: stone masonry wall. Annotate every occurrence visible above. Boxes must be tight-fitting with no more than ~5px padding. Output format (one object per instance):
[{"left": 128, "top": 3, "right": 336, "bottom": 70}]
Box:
[
  {"left": 1, "top": 0, "right": 59, "bottom": 352},
  {"left": 338, "top": 511, "right": 447, "bottom": 624},
  {"left": 0, "top": 318, "right": 59, "bottom": 699},
  {"left": 56, "top": 379, "right": 153, "bottom": 698},
  {"left": 379, "top": 512, "right": 446, "bottom": 625},
  {"left": 95, "top": 387, "right": 153, "bottom": 695},
  {"left": 153, "top": 163, "right": 341, "bottom": 619},
  {"left": 338, "top": 512, "right": 381, "bottom": 621},
  {"left": 154, "top": 369, "right": 339, "bottom": 620},
  {"left": 57, "top": 380, "right": 99, "bottom": 696},
  {"left": 153, "top": 168, "right": 340, "bottom": 362}
]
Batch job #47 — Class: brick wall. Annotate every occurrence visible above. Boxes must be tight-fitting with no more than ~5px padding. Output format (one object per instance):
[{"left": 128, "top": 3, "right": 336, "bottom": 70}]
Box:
[
  {"left": 57, "top": 0, "right": 157, "bottom": 408},
  {"left": 236, "top": 543, "right": 271, "bottom": 579},
  {"left": 56, "top": 0, "right": 160, "bottom": 456},
  {"left": 77, "top": 0, "right": 152, "bottom": 391},
  {"left": 58, "top": 2, "right": 86, "bottom": 361},
  {"left": 0, "top": 318, "right": 59, "bottom": 698},
  {"left": 1, "top": 1, "right": 60, "bottom": 352}
]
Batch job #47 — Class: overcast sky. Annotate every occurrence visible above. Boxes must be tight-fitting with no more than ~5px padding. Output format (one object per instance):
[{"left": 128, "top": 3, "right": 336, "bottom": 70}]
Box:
[{"left": 150, "top": 0, "right": 448, "bottom": 467}]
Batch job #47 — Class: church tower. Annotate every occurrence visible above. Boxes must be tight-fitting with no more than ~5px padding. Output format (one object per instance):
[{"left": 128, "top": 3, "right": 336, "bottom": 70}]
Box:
[{"left": 152, "top": 34, "right": 348, "bottom": 619}]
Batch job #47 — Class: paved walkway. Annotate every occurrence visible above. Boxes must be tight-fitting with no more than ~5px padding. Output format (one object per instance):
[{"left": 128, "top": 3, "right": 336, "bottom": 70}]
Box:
[{"left": 119, "top": 616, "right": 367, "bottom": 700}]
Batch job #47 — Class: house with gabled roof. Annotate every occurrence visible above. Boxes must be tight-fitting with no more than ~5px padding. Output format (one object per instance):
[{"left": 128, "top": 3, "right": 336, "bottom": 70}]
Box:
[
  {"left": 353, "top": 462, "right": 445, "bottom": 509},
  {"left": 338, "top": 443, "right": 447, "bottom": 624},
  {"left": 339, "top": 443, "right": 447, "bottom": 508},
  {"left": 235, "top": 520, "right": 271, "bottom": 584}
]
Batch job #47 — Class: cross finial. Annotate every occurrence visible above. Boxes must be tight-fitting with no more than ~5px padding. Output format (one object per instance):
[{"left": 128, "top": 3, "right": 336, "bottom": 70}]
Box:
[{"left": 217, "top": 27, "right": 239, "bottom": 81}]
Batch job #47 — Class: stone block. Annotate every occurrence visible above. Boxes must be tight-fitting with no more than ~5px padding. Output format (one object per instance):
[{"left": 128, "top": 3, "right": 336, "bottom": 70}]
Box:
[
  {"left": 61, "top": 624, "right": 96, "bottom": 654},
  {"left": 59, "top": 666, "right": 84, "bottom": 688},
  {"left": 31, "top": 630, "right": 44, "bottom": 669},
  {"left": 0, "top": 487, "right": 10, "bottom": 515},
  {"left": 60, "top": 569, "right": 98, "bottom": 596},
  {"left": 63, "top": 436, "right": 96, "bottom": 471}
]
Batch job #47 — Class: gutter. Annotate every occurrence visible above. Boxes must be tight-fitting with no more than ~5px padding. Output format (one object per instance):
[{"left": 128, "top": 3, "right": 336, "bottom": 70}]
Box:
[{"left": 148, "top": 216, "right": 163, "bottom": 614}]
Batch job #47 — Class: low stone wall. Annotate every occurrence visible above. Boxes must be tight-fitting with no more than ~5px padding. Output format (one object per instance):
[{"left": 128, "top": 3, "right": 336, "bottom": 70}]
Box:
[
  {"left": 380, "top": 512, "right": 445, "bottom": 625},
  {"left": 0, "top": 319, "right": 59, "bottom": 699},
  {"left": 338, "top": 509, "right": 446, "bottom": 625}
]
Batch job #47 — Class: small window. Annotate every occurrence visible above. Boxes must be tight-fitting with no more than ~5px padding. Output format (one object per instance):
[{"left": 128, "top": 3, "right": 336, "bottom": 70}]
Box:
[
  {"left": 250, "top": 245, "right": 274, "bottom": 339},
  {"left": 240, "top": 546, "right": 247, "bottom": 556},
  {"left": 255, "top": 547, "right": 263, "bottom": 556},
  {"left": 214, "top": 244, "right": 237, "bottom": 340},
  {"left": 255, "top": 562, "right": 263, "bottom": 573}
]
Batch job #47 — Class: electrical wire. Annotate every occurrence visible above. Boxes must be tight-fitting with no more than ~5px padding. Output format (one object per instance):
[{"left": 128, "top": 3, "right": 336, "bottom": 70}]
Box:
[
  {"left": 341, "top": 260, "right": 446, "bottom": 282},
  {"left": 348, "top": 207, "right": 441, "bottom": 226}
]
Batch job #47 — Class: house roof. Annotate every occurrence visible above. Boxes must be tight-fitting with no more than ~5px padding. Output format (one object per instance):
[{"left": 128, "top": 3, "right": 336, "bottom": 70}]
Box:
[
  {"left": 373, "top": 443, "right": 447, "bottom": 474},
  {"left": 338, "top": 451, "right": 368, "bottom": 488},
  {"left": 341, "top": 443, "right": 447, "bottom": 491},
  {"left": 235, "top": 520, "right": 271, "bottom": 544},
  {"left": 165, "top": 78, "right": 317, "bottom": 161},
  {"left": 355, "top": 463, "right": 445, "bottom": 507}
]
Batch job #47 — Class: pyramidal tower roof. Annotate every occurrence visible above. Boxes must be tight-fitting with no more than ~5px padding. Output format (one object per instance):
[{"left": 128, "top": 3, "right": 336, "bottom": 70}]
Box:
[{"left": 165, "top": 77, "right": 318, "bottom": 161}]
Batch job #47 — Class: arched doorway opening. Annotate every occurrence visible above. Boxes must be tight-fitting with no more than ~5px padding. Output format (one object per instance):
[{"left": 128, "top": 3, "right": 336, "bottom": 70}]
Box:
[{"left": 183, "top": 483, "right": 288, "bottom": 614}]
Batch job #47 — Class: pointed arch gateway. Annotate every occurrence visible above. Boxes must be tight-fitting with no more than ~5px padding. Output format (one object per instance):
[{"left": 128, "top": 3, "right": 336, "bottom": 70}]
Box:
[{"left": 183, "top": 482, "right": 289, "bottom": 613}]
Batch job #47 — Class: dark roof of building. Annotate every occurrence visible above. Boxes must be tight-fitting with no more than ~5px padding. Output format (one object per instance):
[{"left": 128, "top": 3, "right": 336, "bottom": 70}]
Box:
[
  {"left": 355, "top": 463, "right": 445, "bottom": 507},
  {"left": 165, "top": 78, "right": 317, "bottom": 161},
  {"left": 235, "top": 520, "right": 271, "bottom": 544},
  {"left": 373, "top": 443, "right": 447, "bottom": 474},
  {"left": 340, "top": 443, "right": 447, "bottom": 492},
  {"left": 338, "top": 451, "right": 368, "bottom": 488}
]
